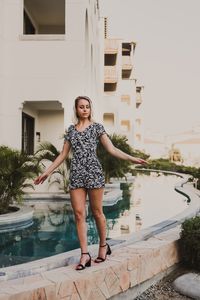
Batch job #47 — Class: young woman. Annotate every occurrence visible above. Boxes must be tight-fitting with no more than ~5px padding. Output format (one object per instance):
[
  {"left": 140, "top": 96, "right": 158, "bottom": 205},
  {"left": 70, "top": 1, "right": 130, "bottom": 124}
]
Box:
[{"left": 34, "top": 96, "right": 147, "bottom": 270}]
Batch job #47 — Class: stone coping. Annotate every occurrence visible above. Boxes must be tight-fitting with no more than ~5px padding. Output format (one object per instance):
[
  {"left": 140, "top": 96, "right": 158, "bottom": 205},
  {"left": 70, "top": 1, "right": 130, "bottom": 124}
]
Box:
[
  {"left": 24, "top": 187, "right": 123, "bottom": 207},
  {"left": 0, "top": 226, "right": 182, "bottom": 300},
  {"left": 0, "top": 206, "right": 34, "bottom": 232},
  {"left": 0, "top": 170, "right": 199, "bottom": 299},
  {"left": 0, "top": 170, "right": 199, "bottom": 282}
]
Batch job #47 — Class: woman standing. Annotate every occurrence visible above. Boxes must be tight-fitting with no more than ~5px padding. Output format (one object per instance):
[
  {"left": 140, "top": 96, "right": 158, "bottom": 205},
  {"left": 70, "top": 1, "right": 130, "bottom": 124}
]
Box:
[{"left": 34, "top": 96, "right": 147, "bottom": 270}]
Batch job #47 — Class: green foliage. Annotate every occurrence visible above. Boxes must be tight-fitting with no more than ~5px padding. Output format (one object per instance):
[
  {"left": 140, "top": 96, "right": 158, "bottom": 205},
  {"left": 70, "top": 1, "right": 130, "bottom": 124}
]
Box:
[
  {"left": 132, "top": 149, "right": 150, "bottom": 160},
  {"left": 180, "top": 216, "right": 200, "bottom": 270},
  {"left": 35, "top": 142, "right": 70, "bottom": 193},
  {"left": 0, "top": 145, "right": 40, "bottom": 214},
  {"left": 97, "top": 134, "right": 147, "bottom": 183}
]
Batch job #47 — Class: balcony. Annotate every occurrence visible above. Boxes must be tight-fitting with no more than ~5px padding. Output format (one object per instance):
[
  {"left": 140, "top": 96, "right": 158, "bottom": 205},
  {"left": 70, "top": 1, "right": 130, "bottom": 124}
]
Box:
[
  {"left": 121, "top": 120, "right": 131, "bottom": 132},
  {"left": 104, "top": 66, "right": 118, "bottom": 83},
  {"left": 136, "top": 95, "right": 142, "bottom": 107},
  {"left": 136, "top": 133, "right": 142, "bottom": 142},
  {"left": 122, "top": 56, "right": 133, "bottom": 70},
  {"left": 136, "top": 118, "right": 142, "bottom": 127},
  {"left": 136, "top": 86, "right": 143, "bottom": 107},
  {"left": 105, "top": 39, "right": 119, "bottom": 54}
]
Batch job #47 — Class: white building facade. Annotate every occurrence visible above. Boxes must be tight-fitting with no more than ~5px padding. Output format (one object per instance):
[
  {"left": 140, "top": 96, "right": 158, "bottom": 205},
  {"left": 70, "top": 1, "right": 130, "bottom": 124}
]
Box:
[{"left": 0, "top": 0, "right": 102, "bottom": 153}]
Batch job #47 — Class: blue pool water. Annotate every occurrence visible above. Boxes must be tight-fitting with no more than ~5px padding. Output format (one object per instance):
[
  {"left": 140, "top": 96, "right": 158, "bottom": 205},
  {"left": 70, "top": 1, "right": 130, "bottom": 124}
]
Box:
[{"left": 0, "top": 173, "right": 188, "bottom": 267}]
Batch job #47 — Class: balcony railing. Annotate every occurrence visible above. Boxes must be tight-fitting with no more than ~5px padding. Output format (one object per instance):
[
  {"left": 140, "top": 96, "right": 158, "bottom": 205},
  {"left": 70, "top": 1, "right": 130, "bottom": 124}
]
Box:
[
  {"left": 104, "top": 66, "right": 118, "bottom": 83},
  {"left": 105, "top": 39, "right": 119, "bottom": 54}
]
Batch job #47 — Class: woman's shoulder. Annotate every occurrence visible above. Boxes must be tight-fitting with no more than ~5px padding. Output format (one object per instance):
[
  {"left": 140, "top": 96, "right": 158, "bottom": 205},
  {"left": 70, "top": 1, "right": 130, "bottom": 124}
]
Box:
[
  {"left": 93, "top": 122, "right": 104, "bottom": 128},
  {"left": 65, "top": 124, "right": 74, "bottom": 134},
  {"left": 93, "top": 122, "right": 106, "bottom": 137},
  {"left": 67, "top": 124, "right": 75, "bottom": 130}
]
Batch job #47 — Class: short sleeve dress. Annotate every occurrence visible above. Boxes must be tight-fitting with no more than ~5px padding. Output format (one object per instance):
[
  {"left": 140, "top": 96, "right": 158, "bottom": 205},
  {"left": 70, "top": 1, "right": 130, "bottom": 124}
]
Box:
[{"left": 64, "top": 122, "right": 107, "bottom": 190}]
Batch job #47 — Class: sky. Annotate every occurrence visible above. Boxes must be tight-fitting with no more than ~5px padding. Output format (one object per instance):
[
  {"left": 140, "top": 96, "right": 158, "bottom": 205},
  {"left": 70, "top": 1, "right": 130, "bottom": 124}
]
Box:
[{"left": 101, "top": 0, "right": 200, "bottom": 136}]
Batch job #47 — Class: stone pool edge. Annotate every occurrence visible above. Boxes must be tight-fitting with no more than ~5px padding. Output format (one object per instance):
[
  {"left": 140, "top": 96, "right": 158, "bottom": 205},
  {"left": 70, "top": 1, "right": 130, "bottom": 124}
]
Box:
[
  {"left": 0, "top": 206, "right": 34, "bottom": 233},
  {"left": 0, "top": 170, "right": 199, "bottom": 300},
  {"left": 0, "top": 225, "right": 189, "bottom": 300}
]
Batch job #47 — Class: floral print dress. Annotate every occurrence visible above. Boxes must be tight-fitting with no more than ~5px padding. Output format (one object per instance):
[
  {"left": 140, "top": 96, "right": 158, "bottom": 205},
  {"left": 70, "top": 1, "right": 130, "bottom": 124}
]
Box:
[{"left": 64, "top": 122, "right": 106, "bottom": 190}]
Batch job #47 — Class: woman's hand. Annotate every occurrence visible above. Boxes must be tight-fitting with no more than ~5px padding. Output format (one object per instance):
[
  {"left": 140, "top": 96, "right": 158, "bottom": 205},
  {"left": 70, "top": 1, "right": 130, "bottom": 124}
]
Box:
[
  {"left": 34, "top": 141, "right": 71, "bottom": 186},
  {"left": 34, "top": 173, "right": 48, "bottom": 185},
  {"left": 131, "top": 157, "right": 148, "bottom": 165}
]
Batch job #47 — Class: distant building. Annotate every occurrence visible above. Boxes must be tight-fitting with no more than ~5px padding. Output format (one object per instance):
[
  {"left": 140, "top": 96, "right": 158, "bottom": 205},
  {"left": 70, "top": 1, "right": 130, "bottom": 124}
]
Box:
[
  {"left": 144, "top": 127, "right": 200, "bottom": 166},
  {"left": 173, "top": 137, "right": 200, "bottom": 167},
  {"left": 165, "top": 127, "right": 200, "bottom": 166},
  {"left": 169, "top": 146, "right": 182, "bottom": 163}
]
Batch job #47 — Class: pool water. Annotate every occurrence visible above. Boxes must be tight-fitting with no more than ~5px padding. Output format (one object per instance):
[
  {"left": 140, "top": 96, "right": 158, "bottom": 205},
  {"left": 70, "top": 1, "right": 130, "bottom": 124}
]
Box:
[{"left": 0, "top": 173, "right": 188, "bottom": 268}]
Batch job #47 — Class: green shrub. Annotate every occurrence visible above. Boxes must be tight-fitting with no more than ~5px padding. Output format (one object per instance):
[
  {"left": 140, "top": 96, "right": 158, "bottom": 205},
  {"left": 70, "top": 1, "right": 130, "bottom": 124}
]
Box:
[
  {"left": 97, "top": 134, "right": 134, "bottom": 183},
  {"left": 180, "top": 216, "right": 200, "bottom": 270}
]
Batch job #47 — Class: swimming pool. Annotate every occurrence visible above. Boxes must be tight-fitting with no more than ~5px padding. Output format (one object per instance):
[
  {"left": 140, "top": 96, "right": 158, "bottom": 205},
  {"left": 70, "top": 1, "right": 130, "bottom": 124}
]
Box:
[{"left": 0, "top": 172, "right": 188, "bottom": 268}]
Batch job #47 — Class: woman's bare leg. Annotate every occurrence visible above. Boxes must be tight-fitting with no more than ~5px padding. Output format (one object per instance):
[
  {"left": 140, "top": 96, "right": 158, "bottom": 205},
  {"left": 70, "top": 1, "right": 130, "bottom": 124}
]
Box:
[
  {"left": 88, "top": 188, "right": 108, "bottom": 259},
  {"left": 70, "top": 188, "right": 89, "bottom": 267}
]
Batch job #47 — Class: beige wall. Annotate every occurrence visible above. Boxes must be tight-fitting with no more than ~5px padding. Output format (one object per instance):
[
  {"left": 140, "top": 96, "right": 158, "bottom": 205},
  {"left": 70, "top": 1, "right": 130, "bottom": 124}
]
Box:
[
  {"left": 0, "top": 0, "right": 102, "bottom": 149},
  {"left": 38, "top": 110, "right": 64, "bottom": 151}
]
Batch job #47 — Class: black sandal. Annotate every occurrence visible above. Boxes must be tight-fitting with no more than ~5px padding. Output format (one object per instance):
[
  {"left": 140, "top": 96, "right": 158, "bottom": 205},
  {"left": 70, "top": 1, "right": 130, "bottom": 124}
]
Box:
[
  {"left": 94, "top": 243, "right": 112, "bottom": 263},
  {"left": 76, "top": 252, "right": 91, "bottom": 270}
]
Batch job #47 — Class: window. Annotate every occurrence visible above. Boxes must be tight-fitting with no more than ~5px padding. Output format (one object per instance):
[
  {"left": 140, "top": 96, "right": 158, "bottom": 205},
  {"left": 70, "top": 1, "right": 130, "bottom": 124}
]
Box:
[
  {"left": 122, "top": 43, "right": 131, "bottom": 56},
  {"left": 22, "top": 112, "right": 35, "bottom": 154},
  {"left": 104, "top": 83, "right": 117, "bottom": 92},
  {"left": 121, "top": 120, "right": 130, "bottom": 132},
  {"left": 136, "top": 118, "right": 141, "bottom": 126},
  {"left": 103, "top": 113, "right": 114, "bottom": 127},
  {"left": 136, "top": 134, "right": 141, "bottom": 141},
  {"left": 104, "top": 54, "right": 117, "bottom": 66},
  {"left": 23, "top": 0, "right": 65, "bottom": 35},
  {"left": 121, "top": 95, "right": 130, "bottom": 105}
]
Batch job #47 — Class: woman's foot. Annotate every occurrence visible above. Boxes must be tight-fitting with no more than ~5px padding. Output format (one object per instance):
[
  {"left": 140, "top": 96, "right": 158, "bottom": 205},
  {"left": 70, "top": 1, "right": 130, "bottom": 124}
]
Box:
[
  {"left": 95, "top": 243, "right": 112, "bottom": 263},
  {"left": 76, "top": 252, "right": 91, "bottom": 270}
]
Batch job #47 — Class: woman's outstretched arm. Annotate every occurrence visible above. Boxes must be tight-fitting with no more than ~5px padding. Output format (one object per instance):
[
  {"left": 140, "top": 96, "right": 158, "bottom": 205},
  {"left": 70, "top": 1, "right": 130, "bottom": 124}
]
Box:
[
  {"left": 100, "top": 134, "right": 148, "bottom": 165},
  {"left": 34, "top": 141, "right": 71, "bottom": 184}
]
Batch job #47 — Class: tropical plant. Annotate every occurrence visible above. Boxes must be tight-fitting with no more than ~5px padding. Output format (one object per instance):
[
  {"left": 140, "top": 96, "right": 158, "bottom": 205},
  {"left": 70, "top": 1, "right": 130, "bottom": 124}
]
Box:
[
  {"left": 97, "top": 134, "right": 149, "bottom": 183},
  {"left": 35, "top": 142, "right": 70, "bottom": 193},
  {"left": 0, "top": 145, "right": 40, "bottom": 214}
]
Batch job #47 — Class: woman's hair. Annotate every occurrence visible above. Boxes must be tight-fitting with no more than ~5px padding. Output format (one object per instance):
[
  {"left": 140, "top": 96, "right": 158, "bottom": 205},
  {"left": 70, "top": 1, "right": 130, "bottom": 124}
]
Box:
[{"left": 73, "top": 96, "right": 94, "bottom": 124}]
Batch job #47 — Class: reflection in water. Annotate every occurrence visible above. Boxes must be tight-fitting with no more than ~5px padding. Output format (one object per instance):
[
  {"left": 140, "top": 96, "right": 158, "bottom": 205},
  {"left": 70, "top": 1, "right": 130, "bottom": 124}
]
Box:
[{"left": 0, "top": 173, "right": 187, "bottom": 267}]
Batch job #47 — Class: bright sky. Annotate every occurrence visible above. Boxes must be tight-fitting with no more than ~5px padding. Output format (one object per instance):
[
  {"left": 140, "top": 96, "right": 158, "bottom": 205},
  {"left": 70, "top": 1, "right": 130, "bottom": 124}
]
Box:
[{"left": 101, "top": 0, "right": 200, "bottom": 136}]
